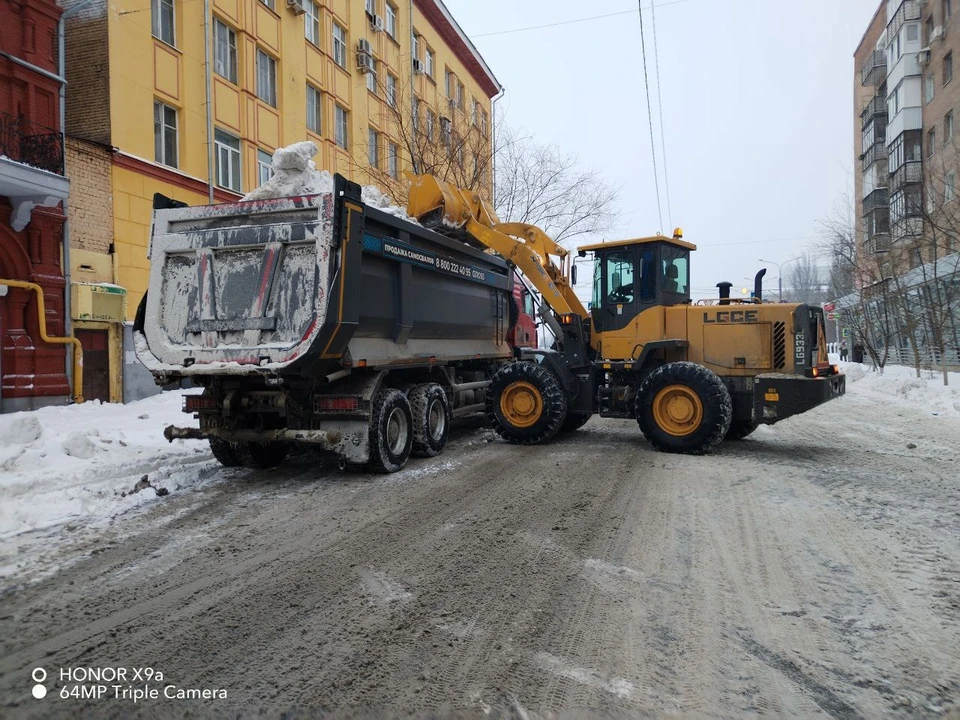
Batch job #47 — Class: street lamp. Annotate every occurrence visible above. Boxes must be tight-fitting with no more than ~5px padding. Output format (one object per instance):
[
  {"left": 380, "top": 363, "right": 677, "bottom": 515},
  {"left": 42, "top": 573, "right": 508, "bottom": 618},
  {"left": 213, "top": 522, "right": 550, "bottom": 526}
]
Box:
[{"left": 758, "top": 256, "right": 802, "bottom": 301}]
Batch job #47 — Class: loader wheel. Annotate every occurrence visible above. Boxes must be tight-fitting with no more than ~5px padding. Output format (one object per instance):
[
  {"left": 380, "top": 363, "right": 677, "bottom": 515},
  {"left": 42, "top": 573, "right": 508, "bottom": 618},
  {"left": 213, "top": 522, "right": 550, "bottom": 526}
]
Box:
[
  {"left": 724, "top": 418, "right": 759, "bottom": 441},
  {"left": 559, "top": 412, "right": 592, "bottom": 433},
  {"left": 410, "top": 383, "right": 450, "bottom": 457},
  {"left": 486, "top": 362, "right": 567, "bottom": 445},
  {"left": 635, "top": 362, "right": 732, "bottom": 454},
  {"left": 209, "top": 437, "right": 242, "bottom": 467},
  {"left": 235, "top": 441, "right": 289, "bottom": 469},
  {"left": 368, "top": 388, "right": 413, "bottom": 473}
]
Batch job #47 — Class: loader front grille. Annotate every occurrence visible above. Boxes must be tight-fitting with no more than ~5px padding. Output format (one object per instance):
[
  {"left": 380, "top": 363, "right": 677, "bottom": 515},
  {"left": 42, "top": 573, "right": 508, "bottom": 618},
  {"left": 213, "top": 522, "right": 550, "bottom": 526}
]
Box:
[{"left": 774, "top": 321, "right": 786, "bottom": 369}]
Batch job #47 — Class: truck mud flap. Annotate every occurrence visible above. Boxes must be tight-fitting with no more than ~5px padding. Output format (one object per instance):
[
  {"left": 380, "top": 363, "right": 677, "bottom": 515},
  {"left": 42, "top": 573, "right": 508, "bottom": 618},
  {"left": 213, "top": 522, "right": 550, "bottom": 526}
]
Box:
[{"left": 753, "top": 373, "right": 845, "bottom": 425}]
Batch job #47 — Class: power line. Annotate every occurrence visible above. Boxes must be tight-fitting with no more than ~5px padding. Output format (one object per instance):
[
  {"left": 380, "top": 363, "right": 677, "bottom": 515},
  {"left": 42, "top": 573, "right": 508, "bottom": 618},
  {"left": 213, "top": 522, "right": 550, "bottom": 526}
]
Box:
[
  {"left": 637, "top": 1, "right": 663, "bottom": 231},
  {"left": 650, "top": 0, "right": 673, "bottom": 229},
  {"left": 471, "top": 1, "right": 692, "bottom": 38}
]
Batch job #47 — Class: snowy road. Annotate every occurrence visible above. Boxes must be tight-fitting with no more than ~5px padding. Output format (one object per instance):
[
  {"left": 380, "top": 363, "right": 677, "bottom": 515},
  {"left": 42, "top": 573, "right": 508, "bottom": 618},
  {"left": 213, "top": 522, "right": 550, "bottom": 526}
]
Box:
[{"left": 1, "top": 365, "right": 959, "bottom": 717}]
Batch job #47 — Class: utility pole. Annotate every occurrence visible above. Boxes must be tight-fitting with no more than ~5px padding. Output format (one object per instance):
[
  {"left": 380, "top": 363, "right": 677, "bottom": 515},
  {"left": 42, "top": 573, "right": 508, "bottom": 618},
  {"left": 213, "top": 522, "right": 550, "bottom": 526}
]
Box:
[{"left": 759, "top": 256, "right": 802, "bottom": 301}]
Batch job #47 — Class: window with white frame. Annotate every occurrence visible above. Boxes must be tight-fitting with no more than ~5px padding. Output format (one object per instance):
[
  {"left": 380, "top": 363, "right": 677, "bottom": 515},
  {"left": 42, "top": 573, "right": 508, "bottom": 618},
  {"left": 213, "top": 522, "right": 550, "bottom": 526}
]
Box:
[
  {"left": 366, "top": 58, "right": 378, "bottom": 94},
  {"left": 333, "top": 23, "right": 347, "bottom": 68},
  {"left": 260, "top": 0, "right": 275, "bottom": 10},
  {"left": 481, "top": 108, "right": 488, "bottom": 137},
  {"left": 386, "top": 73, "right": 397, "bottom": 107},
  {"left": 256, "top": 49, "right": 277, "bottom": 107},
  {"left": 926, "top": 74, "right": 936, "bottom": 104},
  {"left": 215, "top": 129, "right": 241, "bottom": 192},
  {"left": 425, "top": 108, "right": 435, "bottom": 140},
  {"left": 307, "top": 85, "right": 322, "bottom": 134},
  {"left": 365, "top": 0, "right": 375, "bottom": 15},
  {"left": 335, "top": 104, "right": 348, "bottom": 149},
  {"left": 386, "top": 3, "right": 397, "bottom": 39},
  {"left": 368, "top": 127, "right": 380, "bottom": 167},
  {"left": 947, "top": 171, "right": 957, "bottom": 202},
  {"left": 214, "top": 18, "right": 237, "bottom": 83},
  {"left": 152, "top": 0, "right": 175, "bottom": 46},
  {"left": 471, "top": 99, "right": 478, "bottom": 126},
  {"left": 412, "top": 98, "right": 420, "bottom": 132},
  {"left": 388, "top": 141, "right": 399, "bottom": 179},
  {"left": 440, "top": 116, "right": 451, "bottom": 146},
  {"left": 947, "top": 110, "right": 955, "bottom": 144},
  {"left": 412, "top": 34, "right": 420, "bottom": 62},
  {"left": 456, "top": 81, "right": 464, "bottom": 109},
  {"left": 257, "top": 149, "right": 273, "bottom": 187},
  {"left": 426, "top": 48, "right": 435, "bottom": 78},
  {"left": 304, "top": 1, "right": 320, "bottom": 46},
  {"left": 153, "top": 100, "right": 178, "bottom": 168},
  {"left": 945, "top": 51, "right": 953, "bottom": 86}
]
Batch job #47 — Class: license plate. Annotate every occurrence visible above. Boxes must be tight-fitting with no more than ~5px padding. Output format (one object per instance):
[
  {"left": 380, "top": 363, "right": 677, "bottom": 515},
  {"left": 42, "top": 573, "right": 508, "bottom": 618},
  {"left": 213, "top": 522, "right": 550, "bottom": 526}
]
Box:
[{"left": 765, "top": 392, "right": 779, "bottom": 402}]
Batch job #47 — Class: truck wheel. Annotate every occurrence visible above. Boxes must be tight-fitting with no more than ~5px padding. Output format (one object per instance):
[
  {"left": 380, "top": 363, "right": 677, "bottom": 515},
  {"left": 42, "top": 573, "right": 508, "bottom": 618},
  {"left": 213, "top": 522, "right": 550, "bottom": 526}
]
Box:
[
  {"left": 409, "top": 383, "right": 450, "bottom": 457},
  {"left": 235, "top": 441, "right": 289, "bottom": 469},
  {"left": 559, "top": 412, "right": 591, "bottom": 433},
  {"left": 724, "top": 418, "right": 759, "bottom": 441},
  {"left": 486, "top": 362, "right": 567, "bottom": 445},
  {"left": 369, "top": 388, "right": 413, "bottom": 473},
  {"left": 209, "top": 438, "right": 242, "bottom": 467},
  {"left": 635, "top": 362, "right": 732, "bottom": 454}
]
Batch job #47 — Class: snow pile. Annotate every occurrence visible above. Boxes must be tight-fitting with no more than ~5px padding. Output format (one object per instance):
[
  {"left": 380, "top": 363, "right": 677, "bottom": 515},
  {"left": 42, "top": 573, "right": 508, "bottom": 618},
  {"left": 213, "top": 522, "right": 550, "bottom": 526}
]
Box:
[
  {"left": 840, "top": 361, "right": 960, "bottom": 418},
  {"left": 0, "top": 390, "right": 216, "bottom": 579},
  {"left": 242, "top": 140, "right": 417, "bottom": 222}
]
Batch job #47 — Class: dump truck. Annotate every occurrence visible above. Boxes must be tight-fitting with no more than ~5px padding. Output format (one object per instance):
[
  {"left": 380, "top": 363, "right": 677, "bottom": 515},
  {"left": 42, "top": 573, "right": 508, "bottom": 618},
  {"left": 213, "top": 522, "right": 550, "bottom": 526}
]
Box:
[
  {"left": 404, "top": 174, "right": 846, "bottom": 454},
  {"left": 135, "top": 175, "right": 537, "bottom": 472}
]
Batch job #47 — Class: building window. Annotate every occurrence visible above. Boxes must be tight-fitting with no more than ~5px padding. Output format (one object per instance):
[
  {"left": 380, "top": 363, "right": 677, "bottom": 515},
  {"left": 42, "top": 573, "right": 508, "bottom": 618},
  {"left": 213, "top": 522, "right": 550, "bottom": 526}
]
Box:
[
  {"left": 260, "top": 0, "right": 275, "bottom": 10},
  {"left": 412, "top": 33, "right": 420, "bottom": 62},
  {"left": 907, "top": 23, "right": 919, "bottom": 42},
  {"left": 425, "top": 108, "right": 435, "bottom": 140},
  {"left": 153, "top": 100, "right": 178, "bottom": 168},
  {"left": 304, "top": 1, "right": 320, "bottom": 46},
  {"left": 256, "top": 49, "right": 277, "bottom": 107},
  {"left": 413, "top": 98, "right": 420, "bottom": 132},
  {"left": 926, "top": 74, "right": 936, "bottom": 103},
  {"left": 215, "top": 129, "right": 241, "bottom": 192},
  {"left": 456, "top": 81, "right": 464, "bottom": 109},
  {"left": 927, "top": 15, "right": 935, "bottom": 43},
  {"left": 440, "top": 116, "right": 451, "bottom": 146},
  {"left": 945, "top": 0, "right": 953, "bottom": 21},
  {"left": 152, "top": 0, "right": 175, "bottom": 46},
  {"left": 388, "top": 141, "right": 399, "bottom": 179},
  {"left": 445, "top": 68, "right": 452, "bottom": 98},
  {"left": 333, "top": 23, "right": 347, "bottom": 68},
  {"left": 945, "top": 51, "right": 953, "bottom": 86},
  {"left": 257, "top": 149, "right": 273, "bottom": 187},
  {"left": 386, "top": 3, "right": 397, "bottom": 39},
  {"left": 366, "top": 0, "right": 376, "bottom": 14},
  {"left": 368, "top": 127, "right": 380, "bottom": 167},
  {"left": 946, "top": 171, "right": 956, "bottom": 202},
  {"left": 426, "top": 48, "right": 435, "bottom": 78},
  {"left": 481, "top": 108, "right": 488, "bottom": 137},
  {"left": 214, "top": 18, "right": 237, "bottom": 83},
  {"left": 471, "top": 98, "right": 478, "bottom": 126},
  {"left": 335, "top": 104, "right": 348, "bottom": 149},
  {"left": 947, "top": 110, "right": 955, "bottom": 144},
  {"left": 386, "top": 73, "right": 397, "bottom": 107},
  {"left": 928, "top": 127, "right": 937, "bottom": 157},
  {"left": 366, "top": 58, "right": 378, "bottom": 94},
  {"left": 307, "top": 85, "right": 322, "bottom": 134}
]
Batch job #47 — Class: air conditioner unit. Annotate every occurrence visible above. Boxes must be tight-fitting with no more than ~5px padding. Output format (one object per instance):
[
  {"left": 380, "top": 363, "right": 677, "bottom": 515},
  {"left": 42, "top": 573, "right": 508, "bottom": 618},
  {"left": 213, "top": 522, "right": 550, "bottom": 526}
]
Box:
[
  {"left": 413, "top": 58, "right": 425, "bottom": 74},
  {"left": 357, "top": 51, "right": 374, "bottom": 73},
  {"left": 372, "top": 15, "right": 384, "bottom": 32},
  {"left": 933, "top": 25, "right": 945, "bottom": 42},
  {"left": 286, "top": 0, "right": 306, "bottom": 14},
  {"left": 358, "top": 38, "right": 372, "bottom": 55},
  {"left": 919, "top": 47, "right": 932, "bottom": 65}
]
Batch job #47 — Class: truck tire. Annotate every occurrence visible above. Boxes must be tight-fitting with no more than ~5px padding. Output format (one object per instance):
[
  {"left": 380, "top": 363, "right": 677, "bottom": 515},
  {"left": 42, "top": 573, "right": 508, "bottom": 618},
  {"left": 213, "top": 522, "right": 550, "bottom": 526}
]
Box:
[
  {"left": 635, "top": 362, "right": 732, "bottom": 455},
  {"left": 486, "top": 362, "right": 567, "bottom": 445},
  {"left": 209, "top": 437, "right": 242, "bottom": 467},
  {"left": 369, "top": 388, "right": 413, "bottom": 473},
  {"left": 409, "top": 383, "right": 450, "bottom": 458},
  {"left": 559, "top": 412, "right": 591, "bottom": 433},
  {"left": 234, "top": 441, "right": 289, "bottom": 469},
  {"left": 724, "top": 418, "right": 758, "bottom": 441}
]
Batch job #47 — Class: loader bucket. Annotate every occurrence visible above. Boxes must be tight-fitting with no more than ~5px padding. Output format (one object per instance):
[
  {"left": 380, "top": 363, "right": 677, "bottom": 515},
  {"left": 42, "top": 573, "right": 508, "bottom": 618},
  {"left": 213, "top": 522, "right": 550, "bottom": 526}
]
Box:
[{"left": 405, "top": 173, "right": 499, "bottom": 230}]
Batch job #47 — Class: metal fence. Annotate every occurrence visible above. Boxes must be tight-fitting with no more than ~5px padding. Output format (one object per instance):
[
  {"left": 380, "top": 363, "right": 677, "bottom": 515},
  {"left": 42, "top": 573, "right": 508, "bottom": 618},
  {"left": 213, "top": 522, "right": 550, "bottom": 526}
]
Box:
[{"left": 0, "top": 111, "right": 65, "bottom": 175}]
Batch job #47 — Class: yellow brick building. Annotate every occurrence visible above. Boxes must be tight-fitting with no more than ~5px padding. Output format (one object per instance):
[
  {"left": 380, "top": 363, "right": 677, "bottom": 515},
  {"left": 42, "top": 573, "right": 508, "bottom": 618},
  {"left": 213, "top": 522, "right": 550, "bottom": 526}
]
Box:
[{"left": 63, "top": 0, "right": 501, "bottom": 325}]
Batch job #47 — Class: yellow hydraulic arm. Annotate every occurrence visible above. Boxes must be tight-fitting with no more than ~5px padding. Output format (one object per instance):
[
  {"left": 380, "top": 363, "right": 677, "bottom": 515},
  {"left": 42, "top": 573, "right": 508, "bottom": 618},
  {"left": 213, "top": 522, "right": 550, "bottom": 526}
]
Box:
[{"left": 406, "top": 174, "right": 589, "bottom": 319}]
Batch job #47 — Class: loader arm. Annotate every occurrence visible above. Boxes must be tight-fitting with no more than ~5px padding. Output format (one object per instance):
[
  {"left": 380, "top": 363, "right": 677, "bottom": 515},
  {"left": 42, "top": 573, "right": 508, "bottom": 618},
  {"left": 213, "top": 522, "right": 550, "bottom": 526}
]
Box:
[{"left": 406, "top": 173, "right": 589, "bottom": 319}]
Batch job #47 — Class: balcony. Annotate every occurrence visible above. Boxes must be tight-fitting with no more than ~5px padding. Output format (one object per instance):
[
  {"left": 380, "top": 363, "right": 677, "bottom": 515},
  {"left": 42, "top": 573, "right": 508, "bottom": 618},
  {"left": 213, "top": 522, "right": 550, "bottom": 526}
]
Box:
[
  {"left": 887, "top": 0, "right": 921, "bottom": 38},
  {"left": 865, "top": 232, "right": 891, "bottom": 254},
  {"left": 891, "top": 159, "right": 922, "bottom": 190},
  {"left": 861, "top": 49, "right": 888, "bottom": 86},
  {"left": 862, "top": 187, "right": 889, "bottom": 214},
  {"left": 861, "top": 140, "right": 889, "bottom": 170},
  {"left": 861, "top": 95, "right": 888, "bottom": 129},
  {"left": 0, "top": 111, "right": 69, "bottom": 231}
]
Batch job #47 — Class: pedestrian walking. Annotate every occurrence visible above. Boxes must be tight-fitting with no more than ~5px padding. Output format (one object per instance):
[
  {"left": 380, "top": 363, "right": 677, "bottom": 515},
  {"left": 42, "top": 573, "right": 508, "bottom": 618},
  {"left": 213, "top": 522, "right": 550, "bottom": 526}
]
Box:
[{"left": 839, "top": 339, "right": 848, "bottom": 362}]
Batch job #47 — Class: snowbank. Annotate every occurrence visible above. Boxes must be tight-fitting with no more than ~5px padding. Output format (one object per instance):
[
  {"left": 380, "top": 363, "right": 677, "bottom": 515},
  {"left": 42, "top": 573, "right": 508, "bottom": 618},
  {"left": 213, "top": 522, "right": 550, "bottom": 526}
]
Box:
[
  {"left": 242, "top": 140, "right": 417, "bottom": 222},
  {"left": 838, "top": 361, "right": 960, "bottom": 418}
]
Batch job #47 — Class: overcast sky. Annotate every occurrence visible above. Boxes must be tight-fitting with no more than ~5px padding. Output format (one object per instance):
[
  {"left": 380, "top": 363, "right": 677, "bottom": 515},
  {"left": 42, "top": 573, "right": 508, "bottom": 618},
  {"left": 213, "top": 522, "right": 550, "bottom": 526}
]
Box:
[{"left": 445, "top": 0, "right": 881, "bottom": 299}]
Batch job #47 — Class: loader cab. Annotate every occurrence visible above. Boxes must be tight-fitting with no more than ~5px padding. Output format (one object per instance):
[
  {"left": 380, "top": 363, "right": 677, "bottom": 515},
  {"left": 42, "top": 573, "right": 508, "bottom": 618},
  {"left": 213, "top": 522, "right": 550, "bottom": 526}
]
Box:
[{"left": 579, "top": 234, "right": 696, "bottom": 333}]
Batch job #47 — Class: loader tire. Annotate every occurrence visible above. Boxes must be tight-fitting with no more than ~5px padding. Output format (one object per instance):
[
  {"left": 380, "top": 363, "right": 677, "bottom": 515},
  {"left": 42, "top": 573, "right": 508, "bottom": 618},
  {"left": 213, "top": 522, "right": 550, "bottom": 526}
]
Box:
[
  {"left": 559, "top": 412, "right": 592, "bottom": 433},
  {"left": 486, "top": 362, "right": 567, "bottom": 445},
  {"left": 209, "top": 437, "right": 242, "bottom": 467},
  {"left": 234, "top": 441, "right": 289, "bottom": 469},
  {"left": 409, "top": 383, "right": 450, "bottom": 458},
  {"left": 635, "top": 362, "right": 732, "bottom": 455},
  {"left": 724, "top": 418, "right": 759, "bottom": 441},
  {"left": 368, "top": 388, "right": 413, "bottom": 473}
]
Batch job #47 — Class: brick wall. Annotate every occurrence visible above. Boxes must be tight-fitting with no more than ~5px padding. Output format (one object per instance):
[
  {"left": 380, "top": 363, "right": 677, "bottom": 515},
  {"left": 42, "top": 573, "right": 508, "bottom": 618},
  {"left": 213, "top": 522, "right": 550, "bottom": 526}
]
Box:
[
  {"left": 65, "top": 137, "right": 113, "bottom": 254},
  {"left": 63, "top": 0, "right": 110, "bottom": 145}
]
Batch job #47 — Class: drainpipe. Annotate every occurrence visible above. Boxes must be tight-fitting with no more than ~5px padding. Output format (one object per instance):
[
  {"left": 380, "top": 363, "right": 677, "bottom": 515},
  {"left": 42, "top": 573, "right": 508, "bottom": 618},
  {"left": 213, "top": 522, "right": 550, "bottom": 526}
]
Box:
[
  {"left": 409, "top": 0, "right": 417, "bottom": 173},
  {"left": 57, "top": 0, "right": 96, "bottom": 394},
  {"left": 204, "top": 0, "right": 214, "bottom": 203},
  {"left": 490, "top": 85, "right": 505, "bottom": 207}
]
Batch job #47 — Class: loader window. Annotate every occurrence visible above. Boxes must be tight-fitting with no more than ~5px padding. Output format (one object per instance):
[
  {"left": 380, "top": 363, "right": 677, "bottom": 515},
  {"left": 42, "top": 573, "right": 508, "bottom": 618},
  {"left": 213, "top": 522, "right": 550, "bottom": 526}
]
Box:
[
  {"left": 639, "top": 248, "right": 656, "bottom": 302},
  {"left": 661, "top": 247, "right": 690, "bottom": 296},
  {"left": 605, "top": 251, "right": 635, "bottom": 304}
]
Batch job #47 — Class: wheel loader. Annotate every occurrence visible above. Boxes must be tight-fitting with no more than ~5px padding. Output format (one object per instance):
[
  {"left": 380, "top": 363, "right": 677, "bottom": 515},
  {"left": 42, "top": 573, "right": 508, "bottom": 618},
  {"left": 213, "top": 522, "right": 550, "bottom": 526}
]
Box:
[{"left": 406, "top": 174, "right": 845, "bottom": 454}]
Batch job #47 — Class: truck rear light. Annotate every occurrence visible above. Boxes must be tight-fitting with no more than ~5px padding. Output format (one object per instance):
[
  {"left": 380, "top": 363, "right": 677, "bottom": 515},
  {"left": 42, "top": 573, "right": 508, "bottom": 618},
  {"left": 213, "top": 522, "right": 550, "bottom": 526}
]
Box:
[
  {"left": 807, "top": 368, "right": 820, "bottom": 378},
  {"left": 184, "top": 394, "right": 218, "bottom": 412},
  {"left": 315, "top": 396, "right": 360, "bottom": 412}
]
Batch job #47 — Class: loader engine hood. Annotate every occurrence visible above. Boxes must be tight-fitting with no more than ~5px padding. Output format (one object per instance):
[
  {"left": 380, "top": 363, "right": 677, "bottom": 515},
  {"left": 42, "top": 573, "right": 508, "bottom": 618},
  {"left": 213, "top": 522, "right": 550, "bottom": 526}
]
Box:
[{"left": 136, "top": 193, "right": 335, "bottom": 375}]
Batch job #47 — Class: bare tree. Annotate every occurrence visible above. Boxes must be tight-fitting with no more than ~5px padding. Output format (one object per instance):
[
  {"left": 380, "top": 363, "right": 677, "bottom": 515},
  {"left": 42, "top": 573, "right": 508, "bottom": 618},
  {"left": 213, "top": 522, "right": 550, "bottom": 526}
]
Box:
[{"left": 785, "top": 253, "right": 827, "bottom": 305}]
